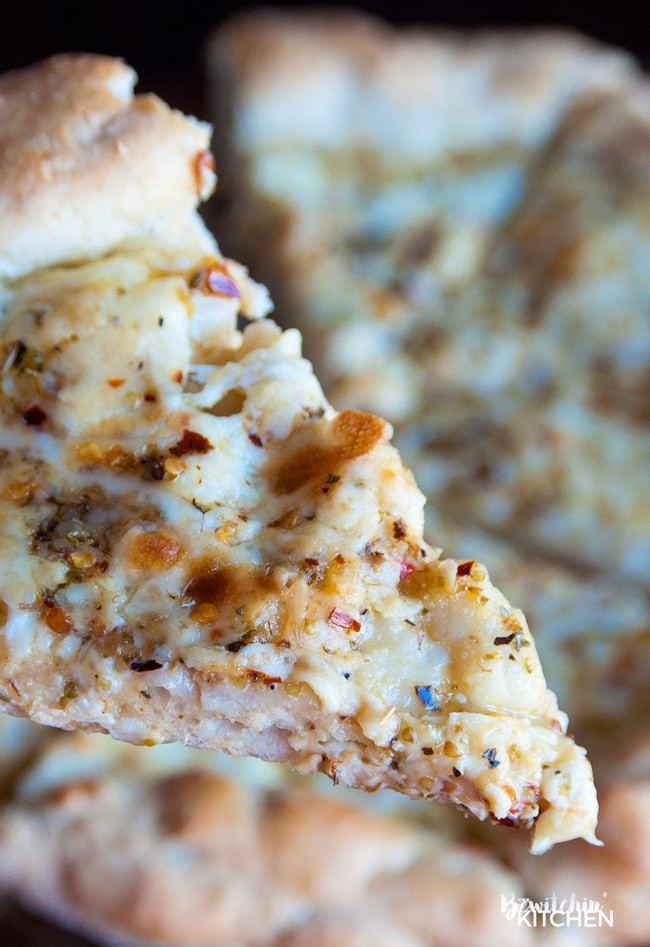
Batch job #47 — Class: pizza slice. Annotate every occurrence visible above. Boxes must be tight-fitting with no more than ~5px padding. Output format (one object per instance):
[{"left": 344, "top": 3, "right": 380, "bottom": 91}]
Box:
[
  {"left": 413, "top": 86, "right": 650, "bottom": 580},
  {"left": 0, "top": 728, "right": 528, "bottom": 947},
  {"left": 208, "top": 10, "right": 647, "bottom": 582},
  {"left": 208, "top": 9, "right": 634, "bottom": 420},
  {"left": 486, "top": 86, "right": 650, "bottom": 426},
  {"left": 0, "top": 54, "right": 598, "bottom": 852}
]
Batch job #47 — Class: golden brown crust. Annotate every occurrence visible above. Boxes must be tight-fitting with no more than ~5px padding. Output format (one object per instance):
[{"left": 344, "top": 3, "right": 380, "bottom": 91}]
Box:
[
  {"left": 0, "top": 731, "right": 531, "bottom": 947},
  {"left": 210, "top": 9, "right": 633, "bottom": 158},
  {"left": 0, "top": 54, "right": 215, "bottom": 280}
]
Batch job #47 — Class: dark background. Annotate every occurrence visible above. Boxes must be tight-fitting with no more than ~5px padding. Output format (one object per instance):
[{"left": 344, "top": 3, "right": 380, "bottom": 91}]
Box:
[
  {"left": 2, "top": 0, "right": 650, "bottom": 120},
  {"left": 1, "top": 1, "right": 648, "bottom": 944}
]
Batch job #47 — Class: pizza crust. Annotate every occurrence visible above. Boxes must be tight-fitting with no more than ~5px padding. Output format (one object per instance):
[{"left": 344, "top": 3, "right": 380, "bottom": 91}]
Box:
[
  {"left": 0, "top": 730, "right": 532, "bottom": 947},
  {"left": 0, "top": 54, "right": 215, "bottom": 281}
]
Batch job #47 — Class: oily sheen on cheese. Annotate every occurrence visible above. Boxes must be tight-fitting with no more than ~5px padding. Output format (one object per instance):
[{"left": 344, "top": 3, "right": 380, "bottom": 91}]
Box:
[{"left": 0, "top": 54, "right": 598, "bottom": 853}]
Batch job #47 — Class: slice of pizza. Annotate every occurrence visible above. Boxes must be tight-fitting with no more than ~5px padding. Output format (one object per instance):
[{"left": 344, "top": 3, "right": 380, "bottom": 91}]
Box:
[
  {"left": 0, "top": 728, "right": 529, "bottom": 947},
  {"left": 208, "top": 8, "right": 634, "bottom": 418},
  {"left": 405, "top": 86, "right": 650, "bottom": 581},
  {"left": 0, "top": 54, "right": 598, "bottom": 852},
  {"left": 208, "top": 10, "right": 647, "bottom": 582}
]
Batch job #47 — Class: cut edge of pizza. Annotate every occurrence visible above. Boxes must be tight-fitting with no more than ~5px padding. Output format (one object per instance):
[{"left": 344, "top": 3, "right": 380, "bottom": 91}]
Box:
[{"left": 0, "top": 54, "right": 598, "bottom": 854}]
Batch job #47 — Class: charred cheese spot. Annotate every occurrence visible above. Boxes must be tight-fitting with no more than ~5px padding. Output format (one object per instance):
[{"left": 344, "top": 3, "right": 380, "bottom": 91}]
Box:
[
  {"left": 270, "top": 409, "right": 387, "bottom": 494},
  {"left": 185, "top": 564, "right": 281, "bottom": 607},
  {"left": 126, "top": 529, "right": 183, "bottom": 572},
  {"left": 184, "top": 563, "right": 285, "bottom": 641}
]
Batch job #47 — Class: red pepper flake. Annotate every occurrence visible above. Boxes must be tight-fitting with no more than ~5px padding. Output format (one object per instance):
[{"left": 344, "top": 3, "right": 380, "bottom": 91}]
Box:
[
  {"left": 173, "top": 371, "right": 183, "bottom": 384},
  {"left": 169, "top": 430, "right": 213, "bottom": 457},
  {"left": 421, "top": 747, "right": 434, "bottom": 756},
  {"left": 400, "top": 561, "right": 415, "bottom": 581},
  {"left": 194, "top": 150, "right": 216, "bottom": 195},
  {"left": 107, "top": 378, "right": 125, "bottom": 388},
  {"left": 196, "top": 150, "right": 215, "bottom": 174},
  {"left": 248, "top": 432, "right": 263, "bottom": 448},
  {"left": 144, "top": 393, "right": 157, "bottom": 403},
  {"left": 494, "top": 632, "right": 516, "bottom": 646},
  {"left": 452, "top": 766, "right": 461, "bottom": 777},
  {"left": 23, "top": 405, "right": 47, "bottom": 426},
  {"left": 44, "top": 605, "right": 72, "bottom": 634},
  {"left": 508, "top": 801, "right": 526, "bottom": 816},
  {"left": 393, "top": 520, "right": 406, "bottom": 540},
  {"left": 328, "top": 608, "right": 361, "bottom": 632},
  {"left": 456, "top": 560, "right": 475, "bottom": 577},
  {"left": 192, "top": 262, "right": 241, "bottom": 300}
]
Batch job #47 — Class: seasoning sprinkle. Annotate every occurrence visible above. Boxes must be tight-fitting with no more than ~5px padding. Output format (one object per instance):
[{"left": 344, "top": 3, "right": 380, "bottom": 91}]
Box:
[
  {"left": 415, "top": 685, "right": 441, "bottom": 712},
  {"left": 170, "top": 430, "right": 213, "bottom": 457},
  {"left": 23, "top": 405, "right": 47, "bottom": 426},
  {"left": 327, "top": 608, "right": 361, "bottom": 632},
  {"left": 130, "top": 659, "right": 163, "bottom": 673},
  {"left": 482, "top": 747, "right": 500, "bottom": 768}
]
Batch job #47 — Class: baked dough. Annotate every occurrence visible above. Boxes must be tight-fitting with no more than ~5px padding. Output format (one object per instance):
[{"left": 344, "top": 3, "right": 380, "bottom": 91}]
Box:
[
  {"left": 0, "top": 54, "right": 598, "bottom": 852},
  {"left": 0, "top": 55, "right": 215, "bottom": 282},
  {"left": 0, "top": 729, "right": 531, "bottom": 947}
]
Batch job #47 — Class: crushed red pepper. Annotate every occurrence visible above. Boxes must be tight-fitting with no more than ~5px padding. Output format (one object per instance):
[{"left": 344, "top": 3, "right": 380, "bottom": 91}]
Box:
[
  {"left": 328, "top": 608, "right": 361, "bottom": 632},
  {"left": 191, "top": 261, "right": 240, "bottom": 299},
  {"left": 170, "top": 430, "right": 213, "bottom": 457}
]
